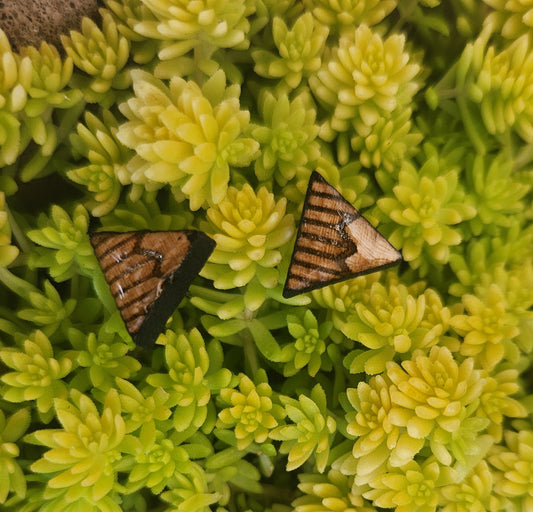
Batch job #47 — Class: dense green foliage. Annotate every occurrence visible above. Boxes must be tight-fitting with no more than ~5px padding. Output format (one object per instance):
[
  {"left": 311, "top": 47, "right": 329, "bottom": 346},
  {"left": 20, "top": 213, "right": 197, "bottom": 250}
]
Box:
[{"left": 0, "top": 1, "right": 533, "bottom": 511}]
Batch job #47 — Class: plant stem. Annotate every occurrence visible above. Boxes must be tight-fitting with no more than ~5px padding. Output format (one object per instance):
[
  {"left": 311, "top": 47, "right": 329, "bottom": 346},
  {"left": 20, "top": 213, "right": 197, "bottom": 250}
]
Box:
[
  {"left": 5, "top": 201, "right": 32, "bottom": 255},
  {"left": 0, "top": 266, "right": 40, "bottom": 298},
  {"left": 243, "top": 308, "right": 259, "bottom": 376}
]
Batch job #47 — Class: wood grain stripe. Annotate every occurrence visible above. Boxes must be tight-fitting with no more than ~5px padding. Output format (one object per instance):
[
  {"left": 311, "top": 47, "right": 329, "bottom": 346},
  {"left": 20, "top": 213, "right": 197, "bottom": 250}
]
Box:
[
  {"left": 91, "top": 231, "right": 190, "bottom": 334},
  {"left": 283, "top": 172, "right": 402, "bottom": 298}
]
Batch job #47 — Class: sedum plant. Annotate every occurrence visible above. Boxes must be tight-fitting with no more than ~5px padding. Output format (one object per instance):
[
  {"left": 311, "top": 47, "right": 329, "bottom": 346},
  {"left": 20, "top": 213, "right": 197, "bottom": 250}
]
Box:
[
  {"left": 251, "top": 89, "right": 320, "bottom": 187},
  {"left": 26, "top": 204, "right": 97, "bottom": 282},
  {"left": 252, "top": 12, "right": 329, "bottom": 90},
  {"left": 0, "top": 192, "right": 18, "bottom": 267},
  {"left": 217, "top": 370, "right": 284, "bottom": 450},
  {"left": 25, "top": 389, "right": 135, "bottom": 511},
  {"left": 60, "top": 10, "right": 131, "bottom": 105},
  {"left": 0, "top": 330, "right": 74, "bottom": 422},
  {"left": 117, "top": 69, "right": 260, "bottom": 210},
  {"left": 303, "top": 0, "right": 397, "bottom": 32},
  {"left": 309, "top": 23, "right": 421, "bottom": 141},
  {"left": 200, "top": 183, "right": 294, "bottom": 310},
  {"left": 278, "top": 309, "right": 332, "bottom": 376},
  {"left": 0, "top": 409, "right": 30, "bottom": 505},
  {"left": 0, "top": 1, "right": 532, "bottom": 511}
]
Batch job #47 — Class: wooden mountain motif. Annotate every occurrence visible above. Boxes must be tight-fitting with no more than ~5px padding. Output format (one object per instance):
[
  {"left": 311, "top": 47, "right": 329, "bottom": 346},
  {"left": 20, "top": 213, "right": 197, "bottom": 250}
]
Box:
[
  {"left": 90, "top": 230, "right": 215, "bottom": 348},
  {"left": 283, "top": 172, "right": 402, "bottom": 298}
]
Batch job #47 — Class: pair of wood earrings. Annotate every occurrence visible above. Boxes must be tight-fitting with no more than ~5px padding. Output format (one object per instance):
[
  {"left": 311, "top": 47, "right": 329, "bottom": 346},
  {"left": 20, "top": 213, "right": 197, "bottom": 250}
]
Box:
[{"left": 91, "top": 172, "right": 402, "bottom": 348}]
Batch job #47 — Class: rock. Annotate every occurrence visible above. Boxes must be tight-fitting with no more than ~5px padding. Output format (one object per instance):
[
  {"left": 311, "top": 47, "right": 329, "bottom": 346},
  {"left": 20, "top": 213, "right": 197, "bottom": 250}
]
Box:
[{"left": 0, "top": 0, "right": 100, "bottom": 51}]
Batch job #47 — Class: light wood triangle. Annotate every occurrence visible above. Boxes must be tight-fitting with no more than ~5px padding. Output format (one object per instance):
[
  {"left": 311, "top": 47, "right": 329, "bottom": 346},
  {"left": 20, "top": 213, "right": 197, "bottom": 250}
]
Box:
[
  {"left": 283, "top": 172, "right": 402, "bottom": 298},
  {"left": 91, "top": 230, "right": 215, "bottom": 347}
]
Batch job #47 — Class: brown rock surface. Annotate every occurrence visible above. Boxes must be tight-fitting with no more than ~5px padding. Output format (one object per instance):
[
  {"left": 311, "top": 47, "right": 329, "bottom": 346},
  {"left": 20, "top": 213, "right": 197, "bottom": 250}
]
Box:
[{"left": 0, "top": 0, "right": 100, "bottom": 51}]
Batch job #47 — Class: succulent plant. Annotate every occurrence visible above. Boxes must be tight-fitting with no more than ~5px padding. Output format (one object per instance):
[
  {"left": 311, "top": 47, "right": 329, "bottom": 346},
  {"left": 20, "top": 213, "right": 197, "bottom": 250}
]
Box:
[
  {"left": 0, "top": 409, "right": 30, "bottom": 504},
  {"left": 0, "top": 1, "right": 532, "bottom": 511},
  {"left": 377, "top": 148, "right": 476, "bottom": 271},
  {"left": 200, "top": 183, "right": 294, "bottom": 294},
  {"left": 26, "top": 204, "right": 97, "bottom": 282},
  {"left": 252, "top": 89, "right": 320, "bottom": 185},
  {"left": 26, "top": 389, "right": 134, "bottom": 509},
  {"left": 309, "top": 24, "right": 421, "bottom": 136},
  {"left": 117, "top": 69, "right": 259, "bottom": 210},
  {"left": 303, "top": 0, "right": 397, "bottom": 32},
  {"left": 483, "top": 0, "right": 533, "bottom": 38},
  {"left": 61, "top": 10, "right": 130, "bottom": 104},
  {"left": 0, "top": 330, "right": 74, "bottom": 419},
  {"left": 252, "top": 12, "right": 329, "bottom": 90},
  {"left": 217, "top": 371, "right": 284, "bottom": 450},
  {"left": 270, "top": 384, "right": 336, "bottom": 472}
]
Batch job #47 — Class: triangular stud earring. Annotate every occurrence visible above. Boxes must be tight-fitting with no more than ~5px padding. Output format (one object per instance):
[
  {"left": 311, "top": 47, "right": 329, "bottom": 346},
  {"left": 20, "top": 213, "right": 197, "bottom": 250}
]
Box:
[
  {"left": 90, "top": 230, "right": 215, "bottom": 348},
  {"left": 283, "top": 171, "right": 402, "bottom": 298}
]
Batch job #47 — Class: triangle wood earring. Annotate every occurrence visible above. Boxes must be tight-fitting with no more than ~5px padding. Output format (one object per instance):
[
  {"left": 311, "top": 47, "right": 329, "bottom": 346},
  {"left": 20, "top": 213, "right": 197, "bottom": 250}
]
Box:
[
  {"left": 283, "top": 171, "right": 402, "bottom": 298},
  {"left": 90, "top": 230, "right": 215, "bottom": 348}
]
